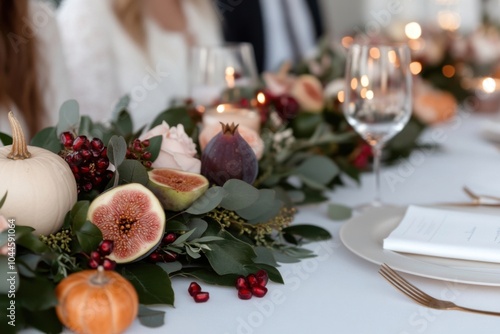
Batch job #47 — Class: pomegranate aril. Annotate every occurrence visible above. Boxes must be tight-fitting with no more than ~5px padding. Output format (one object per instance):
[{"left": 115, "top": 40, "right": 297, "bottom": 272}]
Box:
[
  {"left": 251, "top": 286, "right": 268, "bottom": 298},
  {"left": 60, "top": 132, "right": 75, "bottom": 148},
  {"left": 96, "top": 158, "right": 109, "bottom": 170},
  {"left": 72, "top": 136, "right": 89, "bottom": 151},
  {"left": 81, "top": 149, "right": 92, "bottom": 160},
  {"left": 193, "top": 292, "right": 209, "bottom": 303},
  {"left": 72, "top": 152, "right": 83, "bottom": 165},
  {"left": 238, "top": 288, "right": 253, "bottom": 300},
  {"left": 98, "top": 240, "right": 114, "bottom": 255},
  {"left": 100, "top": 147, "right": 108, "bottom": 158},
  {"left": 102, "top": 258, "right": 117, "bottom": 271},
  {"left": 90, "top": 138, "right": 104, "bottom": 151},
  {"left": 255, "top": 270, "right": 268, "bottom": 286},
  {"left": 82, "top": 182, "right": 93, "bottom": 192},
  {"left": 235, "top": 276, "right": 248, "bottom": 290},
  {"left": 188, "top": 282, "right": 202, "bottom": 296},
  {"left": 246, "top": 274, "right": 258, "bottom": 287}
]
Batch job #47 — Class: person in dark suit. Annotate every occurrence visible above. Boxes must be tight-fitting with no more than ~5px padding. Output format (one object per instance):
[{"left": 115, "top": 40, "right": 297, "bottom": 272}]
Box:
[{"left": 217, "top": 0, "right": 324, "bottom": 72}]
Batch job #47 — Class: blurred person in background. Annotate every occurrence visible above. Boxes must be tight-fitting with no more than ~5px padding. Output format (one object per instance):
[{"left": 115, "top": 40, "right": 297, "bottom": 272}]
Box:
[
  {"left": 0, "top": 0, "right": 69, "bottom": 138},
  {"left": 218, "top": 0, "right": 324, "bottom": 72},
  {"left": 58, "top": 0, "right": 222, "bottom": 130}
]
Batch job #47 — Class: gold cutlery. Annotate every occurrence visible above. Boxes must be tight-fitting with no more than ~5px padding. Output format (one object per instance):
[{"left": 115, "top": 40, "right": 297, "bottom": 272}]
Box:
[
  {"left": 463, "top": 186, "right": 500, "bottom": 204},
  {"left": 379, "top": 263, "right": 500, "bottom": 316}
]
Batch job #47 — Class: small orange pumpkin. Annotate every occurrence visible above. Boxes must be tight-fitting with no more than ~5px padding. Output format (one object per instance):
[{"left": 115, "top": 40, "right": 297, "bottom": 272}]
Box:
[{"left": 55, "top": 267, "right": 139, "bottom": 334}]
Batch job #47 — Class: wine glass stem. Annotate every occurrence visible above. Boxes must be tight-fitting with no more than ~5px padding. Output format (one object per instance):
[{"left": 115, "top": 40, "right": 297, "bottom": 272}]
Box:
[{"left": 372, "top": 145, "right": 383, "bottom": 206}]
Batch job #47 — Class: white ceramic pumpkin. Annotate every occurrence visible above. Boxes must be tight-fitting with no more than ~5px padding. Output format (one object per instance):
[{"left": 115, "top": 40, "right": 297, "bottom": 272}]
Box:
[{"left": 0, "top": 112, "right": 77, "bottom": 235}]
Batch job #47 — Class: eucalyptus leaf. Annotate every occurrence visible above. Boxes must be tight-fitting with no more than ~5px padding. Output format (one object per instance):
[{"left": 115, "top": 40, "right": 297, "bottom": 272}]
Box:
[
  {"left": 57, "top": 99, "right": 80, "bottom": 135},
  {"left": 138, "top": 305, "right": 165, "bottom": 328},
  {"left": 235, "top": 189, "right": 276, "bottom": 220},
  {"left": 176, "top": 267, "right": 238, "bottom": 286},
  {"left": 121, "top": 263, "right": 174, "bottom": 305},
  {"left": 78, "top": 115, "right": 94, "bottom": 136},
  {"left": 247, "top": 199, "right": 283, "bottom": 224},
  {"left": 220, "top": 179, "right": 259, "bottom": 210},
  {"left": 293, "top": 155, "right": 339, "bottom": 187},
  {"left": 112, "top": 95, "right": 131, "bottom": 117},
  {"left": 327, "top": 203, "right": 353, "bottom": 221},
  {"left": 113, "top": 110, "right": 133, "bottom": 136},
  {"left": 156, "top": 261, "right": 182, "bottom": 274},
  {"left": 0, "top": 132, "right": 12, "bottom": 146},
  {"left": 186, "top": 246, "right": 202, "bottom": 259},
  {"left": 171, "top": 228, "right": 196, "bottom": 245},
  {"left": 203, "top": 239, "right": 256, "bottom": 275},
  {"left": 117, "top": 159, "right": 149, "bottom": 185},
  {"left": 283, "top": 225, "right": 332, "bottom": 241},
  {"left": 30, "top": 127, "right": 60, "bottom": 153},
  {"left": 107, "top": 135, "right": 127, "bottom": 168},
  {"left": 164, "top": 220, "right": 189, "bottom": 231},
  {"left": 186, "top": 186, "right": 227, "bottom": 215},
  {"left": 253, "top": 246, "right": 279, "bottom": 267},
  {"left": 185, "top": 218, "right": 208, "bottom": 240}
]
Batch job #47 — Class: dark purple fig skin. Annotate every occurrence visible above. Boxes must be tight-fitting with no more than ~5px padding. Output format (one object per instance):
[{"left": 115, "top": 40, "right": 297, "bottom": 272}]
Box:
[{"left": 201, "top": 123, "right": 258, "bottom": 186}]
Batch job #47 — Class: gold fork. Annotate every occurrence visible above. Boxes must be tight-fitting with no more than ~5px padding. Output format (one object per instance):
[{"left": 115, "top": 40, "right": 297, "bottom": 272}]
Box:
[{"left": 379, "top": 263, "right": 500, "bottom": 316}]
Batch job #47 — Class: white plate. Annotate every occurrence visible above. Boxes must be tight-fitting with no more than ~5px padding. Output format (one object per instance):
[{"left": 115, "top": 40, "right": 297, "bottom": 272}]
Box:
[{"left": 339, "top": 205, "right": 500, "bottom": 286}]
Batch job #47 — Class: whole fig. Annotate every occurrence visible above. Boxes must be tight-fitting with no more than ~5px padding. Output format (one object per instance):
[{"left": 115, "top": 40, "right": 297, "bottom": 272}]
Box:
[{"left": 201, "top": 123, "right": 258, "bottom": 186}]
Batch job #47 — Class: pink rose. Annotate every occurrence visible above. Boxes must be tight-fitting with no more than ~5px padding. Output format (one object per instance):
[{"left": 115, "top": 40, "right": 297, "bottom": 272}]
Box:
[
  {"left": 140, "top": 121, "right": 201, "bottom": 173},
  {"left": 0, "top": 215, "right": 11, "bottom": 255}
]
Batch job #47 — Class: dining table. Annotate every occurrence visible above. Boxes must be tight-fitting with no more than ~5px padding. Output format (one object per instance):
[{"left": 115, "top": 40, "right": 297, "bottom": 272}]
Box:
[{"left": 27, "top": 108, "right": 500, "bottom": 334}]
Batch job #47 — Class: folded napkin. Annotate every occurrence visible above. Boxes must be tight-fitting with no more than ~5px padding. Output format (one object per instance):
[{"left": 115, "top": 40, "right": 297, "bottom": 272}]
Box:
[{"left": 383, "top": 205, "right": 500, "bottom": 263}]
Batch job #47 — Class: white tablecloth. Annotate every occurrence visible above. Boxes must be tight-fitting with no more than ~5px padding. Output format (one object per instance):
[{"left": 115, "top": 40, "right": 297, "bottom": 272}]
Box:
[{"left": 54, "top": 110, "right": 500, "bottom": 333}]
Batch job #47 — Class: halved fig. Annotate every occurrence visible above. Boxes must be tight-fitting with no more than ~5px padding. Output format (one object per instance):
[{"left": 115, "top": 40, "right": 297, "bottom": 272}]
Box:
[
  {"left": 147, "top": 168, "right": 209, "bottom": 211},
  {"left": 87, "top": 183, "right": 166, "bottom": 263}
]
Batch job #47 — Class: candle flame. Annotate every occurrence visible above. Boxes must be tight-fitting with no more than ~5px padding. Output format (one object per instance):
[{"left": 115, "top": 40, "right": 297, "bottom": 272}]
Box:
[
  {"left": 482, "top": 77, "right": 497, "bottom": 94},
  {"left": 225, "top": 66, "right": 235, "bottom": 88},
  {"left": 257, "top": 92, "right": 266, "bottom": 104},
  {"left": 216, "top": 104, "right": 226, "bottom": 113}
]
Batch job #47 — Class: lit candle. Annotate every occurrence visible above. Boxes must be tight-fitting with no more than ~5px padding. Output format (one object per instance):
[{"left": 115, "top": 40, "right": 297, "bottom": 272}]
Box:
[
  {"left": 203, "top": 104, "right": 261, "bottom": 132},
  {"left": 465, "top": 77, "right": 500, "bottom": 112}
]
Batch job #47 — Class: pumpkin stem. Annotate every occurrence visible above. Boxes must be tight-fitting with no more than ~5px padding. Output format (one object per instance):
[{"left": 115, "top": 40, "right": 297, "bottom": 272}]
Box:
[
  {"left": 91, "top": 266, "right": 110, "bottom": 285},
  {"left": 7, "top": 111, "right": 31, "bottom": 160}
]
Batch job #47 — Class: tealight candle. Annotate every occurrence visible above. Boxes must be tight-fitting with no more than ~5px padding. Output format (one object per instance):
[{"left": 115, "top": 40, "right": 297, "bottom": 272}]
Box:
[
  {"left": 465, "top": 77, "right": 500, "bottom": 112},
  {"left": 202, "top": 104, "right": 261, "bottom": 132}
]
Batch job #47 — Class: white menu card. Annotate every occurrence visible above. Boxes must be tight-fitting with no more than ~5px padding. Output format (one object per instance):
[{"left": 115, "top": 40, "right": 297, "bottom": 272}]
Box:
[{"left": 383, "top": 205, "right": 500, "bottom": 263}]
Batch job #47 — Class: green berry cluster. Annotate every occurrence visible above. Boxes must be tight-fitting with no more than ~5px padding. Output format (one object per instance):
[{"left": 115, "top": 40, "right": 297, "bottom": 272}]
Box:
[{"left": 39, "top": 229, "right": 72, "bottom": 253}]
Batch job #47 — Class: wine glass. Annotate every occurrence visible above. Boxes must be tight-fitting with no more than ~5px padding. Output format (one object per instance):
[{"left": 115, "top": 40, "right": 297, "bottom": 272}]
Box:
[
  {"left": 189, "top": 43, "right": 259, "bottom": 107},
  {"left": 343, "top": 43, "right": 412, "bottom": 206}
]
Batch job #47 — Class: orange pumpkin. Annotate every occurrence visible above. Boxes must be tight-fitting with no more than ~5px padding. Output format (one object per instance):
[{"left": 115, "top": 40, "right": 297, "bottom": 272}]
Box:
[{"left": 55, "top": 267, "right": 139, "bottom": 334}]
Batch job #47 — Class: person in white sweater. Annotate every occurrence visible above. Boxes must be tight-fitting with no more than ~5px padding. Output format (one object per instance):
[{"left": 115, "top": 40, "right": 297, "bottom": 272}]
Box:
[
  {"left": 57, "top": 0, "right": 222, "bottom": 131},
  {"left": 0, "top": 0, "right": 69, "bottom": 138}
]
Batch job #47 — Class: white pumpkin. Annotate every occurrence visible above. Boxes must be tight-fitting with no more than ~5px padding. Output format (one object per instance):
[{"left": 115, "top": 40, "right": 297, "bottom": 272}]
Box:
[{"left": 0, "top": 112, "right": 77, "bottom": 235}]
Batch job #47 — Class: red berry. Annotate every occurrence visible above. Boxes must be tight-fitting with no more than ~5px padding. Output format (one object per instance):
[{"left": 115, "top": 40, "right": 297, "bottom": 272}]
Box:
[
  {"left": 255, "top": 270, "right": 268, "bottom": 286},
  {"left": 90, "top": 251, "right": 102, "bottom": 263},
  {"left": 149, "top": 252, "right": 161, "bottom": 262},
  {"left": 235, "top": 276, "right": 248, "bottom": 290},
  {"left": 102, "top": 258, "right": 116, "bottom": 271},
  {"left": 98, "top": 240, "right": 114, "bottom": 256},
  {"left": 246, "top": 274, "right": 258, "bottom": 287},
  {"left": 238, "top": 288, "right": 253, "bottom": 300},
  {"left": 144, "top": 161, "right": 153, "bottom": 168},
  {"left": 193, "top": 291, "right": 210, "bottom": 303},
  {"left": 60, "top": 132, "right": 75, "bottom": 148},
  {"left": 142, "top": 151, "right": 152, "bottom": 160},
  {"left": 188, "top": 282, "right": 202, "bottom": 296},
  {"left": 251, "top": 285, "right": 268, "bottom": 298},
  {"left": 163, "top": 252, "right": 178, "bottom": 262},
  {"left": 162, "top": 233, "right": 176, "bottom": 244},
  {"left": 88, "top": 258, "right": 99, "bottom": 269},
  {"left": 142, "top": 140, "right": 150, "bottom": 147}
]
